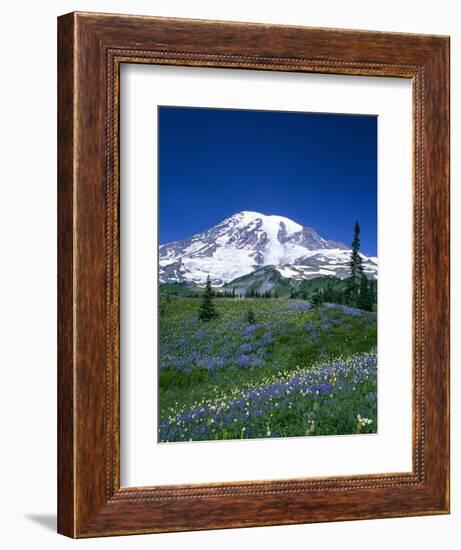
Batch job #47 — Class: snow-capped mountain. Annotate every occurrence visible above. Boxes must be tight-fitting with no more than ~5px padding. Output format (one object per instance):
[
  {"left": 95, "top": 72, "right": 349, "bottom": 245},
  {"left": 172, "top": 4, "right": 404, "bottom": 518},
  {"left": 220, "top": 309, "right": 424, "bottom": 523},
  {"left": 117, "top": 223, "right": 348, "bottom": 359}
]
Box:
[{"left": 159, "top": 211, "right": 377, "bottom": 286}]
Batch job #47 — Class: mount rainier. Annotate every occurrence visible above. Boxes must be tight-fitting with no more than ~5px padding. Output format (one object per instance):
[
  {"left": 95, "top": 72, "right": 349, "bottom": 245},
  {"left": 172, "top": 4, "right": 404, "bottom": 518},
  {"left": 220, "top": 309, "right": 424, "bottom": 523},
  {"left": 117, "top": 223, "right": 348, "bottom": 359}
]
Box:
[{"left": 159, "top": 211, "right": 377, "bottom": 286}]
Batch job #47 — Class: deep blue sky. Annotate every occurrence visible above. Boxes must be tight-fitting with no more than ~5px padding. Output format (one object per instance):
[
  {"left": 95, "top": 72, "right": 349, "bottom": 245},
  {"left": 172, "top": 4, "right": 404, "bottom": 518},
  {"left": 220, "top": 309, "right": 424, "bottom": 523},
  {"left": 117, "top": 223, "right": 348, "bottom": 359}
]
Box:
[{"left": 158, "top": 107, "right": 377, "bottom": 255}]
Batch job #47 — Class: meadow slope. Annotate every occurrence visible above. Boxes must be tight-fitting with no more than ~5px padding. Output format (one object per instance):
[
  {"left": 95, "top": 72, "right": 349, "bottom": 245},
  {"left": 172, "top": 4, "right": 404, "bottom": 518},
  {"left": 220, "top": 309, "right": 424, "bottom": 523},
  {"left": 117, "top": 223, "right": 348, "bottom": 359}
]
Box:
[{"left": 159, "top": 297, "right": 377, "bottom": 442}]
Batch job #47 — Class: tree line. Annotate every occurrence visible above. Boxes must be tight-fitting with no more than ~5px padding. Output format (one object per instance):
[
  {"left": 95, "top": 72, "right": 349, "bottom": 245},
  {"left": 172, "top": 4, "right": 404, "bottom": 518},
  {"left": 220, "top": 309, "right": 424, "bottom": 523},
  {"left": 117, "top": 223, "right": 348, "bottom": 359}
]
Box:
[
  {"left": 310, "top": 220, "right": 376, "bottom": 311},
  {"left": 217, "top": 288, "right": 278, "bottom": 299}
]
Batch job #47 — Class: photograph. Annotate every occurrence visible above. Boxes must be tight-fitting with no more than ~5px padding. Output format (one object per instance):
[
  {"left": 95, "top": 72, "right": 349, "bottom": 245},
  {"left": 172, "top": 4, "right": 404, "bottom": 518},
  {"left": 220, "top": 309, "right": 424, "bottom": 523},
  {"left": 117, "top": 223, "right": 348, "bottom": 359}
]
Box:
[{"left": 158, "top": 106, "right": 378, "bottom": 443}]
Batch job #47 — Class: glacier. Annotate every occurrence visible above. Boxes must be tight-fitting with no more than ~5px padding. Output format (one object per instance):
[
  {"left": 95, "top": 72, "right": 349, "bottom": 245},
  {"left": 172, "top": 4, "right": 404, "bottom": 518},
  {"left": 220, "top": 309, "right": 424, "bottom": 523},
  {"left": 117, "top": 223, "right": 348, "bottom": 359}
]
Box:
[{"left": 159, "top": 211, "right": 377, "bottom": 286}]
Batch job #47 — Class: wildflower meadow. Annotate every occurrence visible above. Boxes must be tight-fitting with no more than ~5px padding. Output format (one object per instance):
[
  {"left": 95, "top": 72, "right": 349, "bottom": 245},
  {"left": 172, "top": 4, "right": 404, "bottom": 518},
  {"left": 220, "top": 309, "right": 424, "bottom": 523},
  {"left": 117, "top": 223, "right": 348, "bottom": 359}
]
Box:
[{"left": 158, "top": 297, "right": 377, "bottom": 442}]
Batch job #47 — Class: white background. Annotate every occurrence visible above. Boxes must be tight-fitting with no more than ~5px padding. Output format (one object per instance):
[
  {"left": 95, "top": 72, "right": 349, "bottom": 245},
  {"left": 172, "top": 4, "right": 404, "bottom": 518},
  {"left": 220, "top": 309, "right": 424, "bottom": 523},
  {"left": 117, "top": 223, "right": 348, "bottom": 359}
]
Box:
[
  {"left": 0, "top": 1, "right": 458, "bottom": 549},
  {"left": 121, "top": 65, "right": 413, "bottom": 486}
]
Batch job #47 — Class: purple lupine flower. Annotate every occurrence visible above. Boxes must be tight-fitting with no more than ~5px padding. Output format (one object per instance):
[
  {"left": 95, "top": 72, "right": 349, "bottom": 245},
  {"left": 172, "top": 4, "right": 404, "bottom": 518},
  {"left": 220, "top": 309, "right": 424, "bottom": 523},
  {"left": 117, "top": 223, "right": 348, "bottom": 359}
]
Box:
[
  {"left": 239, "top": 343, "right": 253, "bottom": 354},
  {"left": 237, "top": 355, "right": 251, "bottom": 367}
]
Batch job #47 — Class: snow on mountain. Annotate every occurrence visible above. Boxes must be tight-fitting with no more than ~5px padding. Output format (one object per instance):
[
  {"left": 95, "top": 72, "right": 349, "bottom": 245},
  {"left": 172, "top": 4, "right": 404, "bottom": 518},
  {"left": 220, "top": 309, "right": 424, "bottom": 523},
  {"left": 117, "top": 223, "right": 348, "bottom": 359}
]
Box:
[
  {"left": 275, "top": 249, "right": 378, "bottom": 280},
  {"left": 159, "top": 211, "right": 377, "bottom": 286}
]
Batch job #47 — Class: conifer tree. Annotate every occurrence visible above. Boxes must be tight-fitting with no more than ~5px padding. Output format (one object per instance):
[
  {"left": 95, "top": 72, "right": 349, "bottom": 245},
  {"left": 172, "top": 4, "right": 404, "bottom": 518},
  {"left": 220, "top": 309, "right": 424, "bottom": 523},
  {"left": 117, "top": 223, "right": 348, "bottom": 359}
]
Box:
[
  {"left": 246, "top": 308, "right": 256, "bottom": 324},
  {"left": 360, "top": 274, "right": 367, "bottom": 300},
  {"left": 198, "top": 275, "right": 218, "bottom": 321},
  {"left": 346, "top": 220, "right": 364, "bottom": 305},
  {"left": 311, "top": 290, "right": 323, "bottom": 308},
  {"left": 350, "top": 220, "right": 364, "bottom": 281},
  {"left": 357, "top": 273, "right": 373, "bottom": 311}
]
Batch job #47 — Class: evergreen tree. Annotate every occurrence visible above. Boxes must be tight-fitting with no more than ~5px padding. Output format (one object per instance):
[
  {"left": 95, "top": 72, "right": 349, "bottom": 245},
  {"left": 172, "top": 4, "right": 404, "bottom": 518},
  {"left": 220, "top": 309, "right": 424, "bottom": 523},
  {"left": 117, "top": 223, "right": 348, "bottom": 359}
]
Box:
[
  {"left": 345, "top": 220, "right": 364, "bottom": 305},
  {"left": 323, "top": 283, "right": 333, "bottom": 303},
  {"left": 311, "top": 290, "right": 323, "bottom": 308},
  {"left": 198, "top": 275, "right": 218, "bottom": 321},
  {"left": 350, "top": 220, "right": 364, "bottom": 280},
  {"left": 357, "top": 273, "right": 369, "bottom": 310},
  {"left": 370, "top": 280, "right": 377, "bottom": 305},
  {"left": 246, "top": 308, "right": 256, "bottom": 324},
  {"left": 357, "top": 273, "right": 376, "bottom": 311}
]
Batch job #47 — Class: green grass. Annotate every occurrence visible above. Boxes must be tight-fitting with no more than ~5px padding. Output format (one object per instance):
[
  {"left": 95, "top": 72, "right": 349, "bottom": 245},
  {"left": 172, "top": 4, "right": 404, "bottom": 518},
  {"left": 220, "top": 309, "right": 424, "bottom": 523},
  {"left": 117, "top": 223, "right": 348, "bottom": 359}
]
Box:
[{"left": 158, "top": 297, "right": 377, "bottom": 436}]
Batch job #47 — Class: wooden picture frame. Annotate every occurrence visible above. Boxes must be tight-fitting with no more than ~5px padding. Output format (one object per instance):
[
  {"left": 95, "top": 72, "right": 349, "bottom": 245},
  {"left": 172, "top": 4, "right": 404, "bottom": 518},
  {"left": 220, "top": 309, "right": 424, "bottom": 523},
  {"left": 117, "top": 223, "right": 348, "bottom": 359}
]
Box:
[{"left": 57, "top": 12, "right": 450, "bottom": 538}]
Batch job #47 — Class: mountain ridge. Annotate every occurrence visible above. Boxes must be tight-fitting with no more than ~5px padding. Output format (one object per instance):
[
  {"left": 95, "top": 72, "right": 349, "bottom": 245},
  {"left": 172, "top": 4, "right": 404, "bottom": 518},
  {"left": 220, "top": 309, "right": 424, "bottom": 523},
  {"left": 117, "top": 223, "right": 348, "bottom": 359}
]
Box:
[{"left": 159, "top": 211, "right": 377, "bottom": 286}]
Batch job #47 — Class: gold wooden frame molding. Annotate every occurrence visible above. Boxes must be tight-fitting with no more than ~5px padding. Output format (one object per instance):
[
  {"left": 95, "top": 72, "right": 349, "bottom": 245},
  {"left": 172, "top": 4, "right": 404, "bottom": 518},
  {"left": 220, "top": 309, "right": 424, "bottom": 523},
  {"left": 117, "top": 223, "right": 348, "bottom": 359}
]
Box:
[{"left": 58, "top": 12, "right": 450, "bottom": 538}]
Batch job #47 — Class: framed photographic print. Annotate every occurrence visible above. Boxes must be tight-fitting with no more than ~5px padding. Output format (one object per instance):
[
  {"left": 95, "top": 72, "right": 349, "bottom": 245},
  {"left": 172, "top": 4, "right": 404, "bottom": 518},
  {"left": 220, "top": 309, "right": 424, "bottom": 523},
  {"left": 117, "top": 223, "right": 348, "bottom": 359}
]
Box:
[{"left": 58, "top": 12, "right": 450, "bottom": 537}]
